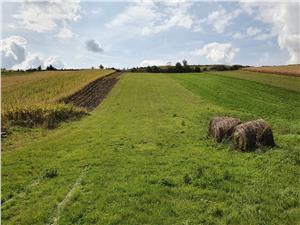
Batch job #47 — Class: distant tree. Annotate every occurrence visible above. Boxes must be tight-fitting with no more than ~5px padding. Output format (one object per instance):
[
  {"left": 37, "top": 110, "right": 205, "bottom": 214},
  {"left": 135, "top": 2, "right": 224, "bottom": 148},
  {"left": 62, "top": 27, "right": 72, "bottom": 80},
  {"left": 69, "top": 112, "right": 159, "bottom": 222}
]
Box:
[
  {"left": 203, "top": 67, "right": 207, "bottom": 72},
  {"left": 194, "top": 66, "right": 201, "bottom": 72},
  {"left": 37, "top": 65, "right": 42, "bottom": 71},
  {"left": 146, "top": 66, "right": 152, "bottom": 72},
  {"left": 46, "top": 64, "right": 57, "bottom": 71},
  {"left": 131, "top": 67, "right": 137, "bottom": 72},
  {"left": 182, "top": 59, "right": 188, "bottom": 67},
  {"left": 230, "top": 65, "right": 243, "bottom": 70},
  {"left": 91, "top": 67, "right": 95, "bottom": 70},
  {"left": 210, "top": 65, "right": 229, "bottom": 71},
  {"left": 175, "top": 62, "right": 183, "bottom": 72},
  {"left": 151, "top": 65, "right": 160, "bottom": 73},
  {"left": 26, "top": 67, "right": 37, "bottom": 72},
  {"left": 99, "top": 64, "right": 104, "bottom": 69}
]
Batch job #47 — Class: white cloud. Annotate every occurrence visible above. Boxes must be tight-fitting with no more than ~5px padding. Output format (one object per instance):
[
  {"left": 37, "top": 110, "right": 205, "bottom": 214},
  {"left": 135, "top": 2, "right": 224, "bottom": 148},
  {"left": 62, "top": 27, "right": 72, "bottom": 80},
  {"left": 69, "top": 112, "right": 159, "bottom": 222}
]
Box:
[
  {"left": 13, "top": 54, "right": 65, "bottom": 70},
  {"left": 1, "top": 36, "right": 27, "bottom": 68},
  {"left": 44, "top": 56, "right": 64, "bottom": 69},
  {"left": 108, "top": 2, "right": 158, "bottom": 28},
  {"left": 57, "top": 25, "right": 73, "bottom": 39},
  {"left": 246, "top": 27, "right": 261, "bottom": 36},
  {"left": 142, "top": 3, "right": 194, "bottom": 35},
  {"left": 13, "top": 53, "right": 44, "bottom": 70},
  {"left": 232, "top": 32, "right": 244, "bottom": 39},
  {"left": 13, "top": 0, "right": 81, "bottom": 38},
  {"left": 139, "top": 59, "right": 166, "bottom": 67},
  {"left": 241, "top": 2, "right": 300, "bottom": 64},
  {"left": 107, "top": 2, "right": 197, "bottom": 36},
  {"left": 1, "top": 35, "right": 65, "bottom": 69},
  {"left": 206, "top": 8, "right": 242, "bottom": 33},
  {"left": 253, "top": 33, "right": 275, "bottom": 41},
  {"left": 85, "top": 39, "right": 103, "bottom": 53},
  {"left": 232, "top": 27, "right": 273, "bottom": 41},
  {"left": 193, "top": 42, "right": 239, "bottom": 63}
]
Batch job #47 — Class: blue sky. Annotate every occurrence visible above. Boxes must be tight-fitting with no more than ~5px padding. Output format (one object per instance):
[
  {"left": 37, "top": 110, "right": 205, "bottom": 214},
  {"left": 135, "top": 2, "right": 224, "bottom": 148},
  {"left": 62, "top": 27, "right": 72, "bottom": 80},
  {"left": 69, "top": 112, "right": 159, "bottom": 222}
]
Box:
[{"left": 1, "top": 1, "right": 299, "bottom": 69}]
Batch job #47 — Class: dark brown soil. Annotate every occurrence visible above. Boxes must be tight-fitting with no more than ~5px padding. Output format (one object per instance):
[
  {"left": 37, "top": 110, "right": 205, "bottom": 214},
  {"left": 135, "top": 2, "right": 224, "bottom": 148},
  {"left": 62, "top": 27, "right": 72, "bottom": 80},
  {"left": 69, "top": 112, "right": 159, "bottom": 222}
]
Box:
[{"left": 62, "top": 71, "right": 123, "bottom": 111}]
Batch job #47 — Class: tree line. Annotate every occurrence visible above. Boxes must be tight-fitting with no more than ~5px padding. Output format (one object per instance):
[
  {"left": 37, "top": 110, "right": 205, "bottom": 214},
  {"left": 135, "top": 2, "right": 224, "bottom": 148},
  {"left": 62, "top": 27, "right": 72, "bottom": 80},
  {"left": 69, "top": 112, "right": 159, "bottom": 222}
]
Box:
[{"left": 129, "top": 60, "right": 246, "bottom": 73}]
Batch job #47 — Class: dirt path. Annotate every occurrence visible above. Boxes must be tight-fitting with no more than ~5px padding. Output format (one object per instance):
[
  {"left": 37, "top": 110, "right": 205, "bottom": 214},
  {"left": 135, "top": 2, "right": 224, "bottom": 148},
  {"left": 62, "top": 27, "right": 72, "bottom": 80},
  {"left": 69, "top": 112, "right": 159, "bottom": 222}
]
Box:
[{"left": 62, "top": 71, "right": 123, "bottom": 111}]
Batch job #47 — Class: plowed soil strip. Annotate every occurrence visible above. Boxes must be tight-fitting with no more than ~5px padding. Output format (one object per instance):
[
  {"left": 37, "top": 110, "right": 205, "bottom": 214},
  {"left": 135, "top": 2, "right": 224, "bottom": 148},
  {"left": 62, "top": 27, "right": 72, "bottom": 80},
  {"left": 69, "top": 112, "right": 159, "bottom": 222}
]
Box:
[{"left": 62, "top": 71, "right": 123, "bottom": 111}]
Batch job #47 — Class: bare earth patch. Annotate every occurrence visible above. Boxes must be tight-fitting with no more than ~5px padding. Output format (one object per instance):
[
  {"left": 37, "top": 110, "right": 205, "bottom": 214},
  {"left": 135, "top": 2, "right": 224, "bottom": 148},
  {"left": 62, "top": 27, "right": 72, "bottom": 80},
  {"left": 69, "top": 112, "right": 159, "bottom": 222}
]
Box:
[{"left": 62, "top": 71, "right": 123, "bottom": 111}]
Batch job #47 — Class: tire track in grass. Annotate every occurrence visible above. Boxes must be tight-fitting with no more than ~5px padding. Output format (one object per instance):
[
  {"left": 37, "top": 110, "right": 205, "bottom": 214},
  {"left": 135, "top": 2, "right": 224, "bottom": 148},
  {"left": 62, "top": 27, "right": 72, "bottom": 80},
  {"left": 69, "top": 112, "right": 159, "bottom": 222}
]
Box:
[{"left": 50, "top": 166, "right": 90, "bottom": 225}]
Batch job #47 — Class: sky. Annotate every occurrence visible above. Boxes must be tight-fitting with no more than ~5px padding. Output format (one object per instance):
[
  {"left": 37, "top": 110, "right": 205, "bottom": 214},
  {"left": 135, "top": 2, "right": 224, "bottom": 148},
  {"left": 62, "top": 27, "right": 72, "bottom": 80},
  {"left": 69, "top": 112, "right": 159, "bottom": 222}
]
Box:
[{"left": 1, "top": 0, "right": 299, "bottom": 69}]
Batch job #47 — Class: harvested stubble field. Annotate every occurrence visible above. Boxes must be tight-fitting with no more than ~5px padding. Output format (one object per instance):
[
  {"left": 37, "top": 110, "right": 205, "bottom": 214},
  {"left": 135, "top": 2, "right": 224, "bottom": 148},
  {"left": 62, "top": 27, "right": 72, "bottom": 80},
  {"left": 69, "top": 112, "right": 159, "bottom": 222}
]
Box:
[
  {"left": 242, "top": 64, "right": 300, "bottom": 77},
  {"left": 2, "top": 70, "right": 300, "bottom": 225}
]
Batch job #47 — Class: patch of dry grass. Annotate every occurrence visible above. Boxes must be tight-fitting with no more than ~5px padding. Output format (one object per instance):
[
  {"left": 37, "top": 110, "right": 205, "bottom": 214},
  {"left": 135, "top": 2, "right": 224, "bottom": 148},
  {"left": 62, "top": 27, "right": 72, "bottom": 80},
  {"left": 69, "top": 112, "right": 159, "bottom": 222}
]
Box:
[
  {"left": 2, "top": 69, "right": 114, "bottom": 128},
  {"left": 242, "top": 64, "right": 300, "bottom": 77}
]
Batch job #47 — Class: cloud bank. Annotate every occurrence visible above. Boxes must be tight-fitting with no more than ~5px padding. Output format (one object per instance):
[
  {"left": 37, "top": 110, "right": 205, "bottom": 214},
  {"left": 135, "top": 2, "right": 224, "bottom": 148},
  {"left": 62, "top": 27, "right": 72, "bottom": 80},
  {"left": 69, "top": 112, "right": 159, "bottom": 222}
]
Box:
[
  {"left": 1, "top": 35, "right": 64, "bottom": 69},
  {"left": 241, "top": 2, "right": 300, "bottom": 64},
  {"left": 139, "top": 59, "right": 166, "bottom": 67},
  {"left": 1, "top": 36, "right": 27, "bottom": 68},
  {"left": 13, "top": 0, "right": 81, "bottom": 39}
]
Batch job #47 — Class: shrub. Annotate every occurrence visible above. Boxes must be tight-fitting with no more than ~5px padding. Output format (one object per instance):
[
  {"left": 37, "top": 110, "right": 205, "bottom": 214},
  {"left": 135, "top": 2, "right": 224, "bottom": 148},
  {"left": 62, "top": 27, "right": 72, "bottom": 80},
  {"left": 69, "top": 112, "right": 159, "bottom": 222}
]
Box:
[
  {"left": 175, "top": 62, "right": 183, "bottom": 73},
  {"left": 46, "top": 64, "right": 57, "bottom": 71},
  {"left": 2, "top": 103, "right": 88, "bottom": 129},
  {"left": 230, "top": 64, "right": 244, "bottom": 70},
  {"left": 194, "top": 66, "right": 201, "bottom": 72},
  {"left": 210, "top": 65, "right": 230, "bottom": 71}
]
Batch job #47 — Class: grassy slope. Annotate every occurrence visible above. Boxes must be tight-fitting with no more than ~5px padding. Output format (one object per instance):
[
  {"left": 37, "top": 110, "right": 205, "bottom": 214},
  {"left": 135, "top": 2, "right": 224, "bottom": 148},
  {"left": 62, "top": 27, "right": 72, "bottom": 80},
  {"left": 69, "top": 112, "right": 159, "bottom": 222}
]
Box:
[
  {"left": 2, "top": 69, "right": 114, "bottom": 110},
  {"left": 171, "top": 72, "right": 300, "bottom": 133},
  {"left": 2, "top": 72, "right": 300, "bottom": 225}
]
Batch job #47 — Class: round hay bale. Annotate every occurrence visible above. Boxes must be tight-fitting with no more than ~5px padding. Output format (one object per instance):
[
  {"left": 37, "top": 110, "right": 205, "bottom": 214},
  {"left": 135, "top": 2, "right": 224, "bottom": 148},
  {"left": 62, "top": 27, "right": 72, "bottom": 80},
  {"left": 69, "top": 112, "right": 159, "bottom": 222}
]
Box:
[
  {"left": 208, "top": 117, "right": 242, "bottom": 143},
  {"left": 233, "top": 119, "right": 275, "bottom": 151}
]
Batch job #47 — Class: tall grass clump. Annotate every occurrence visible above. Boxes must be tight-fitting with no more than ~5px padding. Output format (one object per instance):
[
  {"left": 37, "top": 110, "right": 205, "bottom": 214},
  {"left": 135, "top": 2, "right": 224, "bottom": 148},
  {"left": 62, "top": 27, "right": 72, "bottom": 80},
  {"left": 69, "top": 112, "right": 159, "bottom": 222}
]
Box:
[{"left": 2, "top": 103, "right": 88, "bottom": 129}]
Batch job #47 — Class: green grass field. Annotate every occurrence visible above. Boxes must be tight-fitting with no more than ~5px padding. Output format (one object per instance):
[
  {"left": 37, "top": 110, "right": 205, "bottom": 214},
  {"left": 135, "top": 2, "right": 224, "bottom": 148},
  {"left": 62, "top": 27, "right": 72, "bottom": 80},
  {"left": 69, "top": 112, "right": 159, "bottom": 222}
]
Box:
[{"left": 2, "top": 71, "right": 300, "bottom": 225}]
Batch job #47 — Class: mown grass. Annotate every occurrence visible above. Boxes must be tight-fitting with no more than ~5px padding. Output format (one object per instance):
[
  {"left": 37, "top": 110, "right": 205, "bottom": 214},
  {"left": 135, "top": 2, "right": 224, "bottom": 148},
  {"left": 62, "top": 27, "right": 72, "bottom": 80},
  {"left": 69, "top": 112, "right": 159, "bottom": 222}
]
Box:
[
  {"left": 2, "top": 72, "right": 300, "bottom": 225},
  {"left": 2, "top": 69, "right": 113, "bottom": 128},
  {"left": 215, "top": 70, "right": 300, "bottom": 92}
]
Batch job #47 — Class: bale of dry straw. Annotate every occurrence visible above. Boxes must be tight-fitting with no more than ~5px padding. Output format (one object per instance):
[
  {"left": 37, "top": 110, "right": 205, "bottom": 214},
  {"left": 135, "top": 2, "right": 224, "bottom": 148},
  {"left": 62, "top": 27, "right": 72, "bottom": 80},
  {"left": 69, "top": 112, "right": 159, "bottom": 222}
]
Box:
[
  {"left": 208, "top": 117, "right": 242, "bottom": 142},
  {"left": 233, "top": 119, "right": 275, "bottom": 151}
]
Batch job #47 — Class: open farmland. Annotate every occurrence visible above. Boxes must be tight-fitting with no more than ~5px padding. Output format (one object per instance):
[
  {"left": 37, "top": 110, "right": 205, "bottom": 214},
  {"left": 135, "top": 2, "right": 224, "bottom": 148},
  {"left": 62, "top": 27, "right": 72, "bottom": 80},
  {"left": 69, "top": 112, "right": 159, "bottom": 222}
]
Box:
[
  {"left": 2, "top": 71, "right": 300, "bottom": 225},
  {"left": 1, "top": 70, "right": 114, "bottom": 129},
  {"left": 211, "top": 70, "right": 300, "bottom": 92},
  {"left": 242, "top": 64, "right": 300, "bottom": 77},
  {"left": 2, "top": 69, "right": 114, "bottom": 110}
]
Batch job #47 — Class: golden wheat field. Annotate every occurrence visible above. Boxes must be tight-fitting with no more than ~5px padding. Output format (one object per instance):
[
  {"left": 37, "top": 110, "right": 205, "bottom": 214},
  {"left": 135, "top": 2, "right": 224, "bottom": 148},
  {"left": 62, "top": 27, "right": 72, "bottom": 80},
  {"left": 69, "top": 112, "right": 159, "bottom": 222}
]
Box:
[
  {"left": 2, "top": 69, "right": 114, "bottom": 109},
  {"left": 1, "top": 69, "right": 114, "bottom": 128},
  {"left": 242, "top": 64, "right": 300, "bottom": 77}
]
